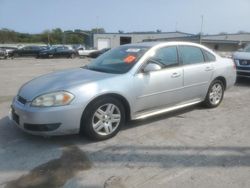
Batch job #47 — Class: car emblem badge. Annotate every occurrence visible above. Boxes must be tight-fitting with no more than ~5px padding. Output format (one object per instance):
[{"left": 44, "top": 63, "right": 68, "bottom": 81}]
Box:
[{"left": 241, "top": 60, "right": 248, "bottom": 65}]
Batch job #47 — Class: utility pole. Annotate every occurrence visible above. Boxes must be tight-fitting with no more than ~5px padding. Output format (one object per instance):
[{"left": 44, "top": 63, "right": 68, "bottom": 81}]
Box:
[
  {"left": 199, "top": 15, "right": 204, "bottom": 44},
  {"left": 96, "top": 16, "right": 99, "bottom": 34},
  {"left": 175, "top": 22, "right": 178, "bottom": 32}
]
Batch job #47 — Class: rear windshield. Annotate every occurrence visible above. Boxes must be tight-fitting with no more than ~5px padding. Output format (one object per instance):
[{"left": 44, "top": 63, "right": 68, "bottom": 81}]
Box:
[{"left": 84, "top": 45, "right": 149, "bottom": 74}]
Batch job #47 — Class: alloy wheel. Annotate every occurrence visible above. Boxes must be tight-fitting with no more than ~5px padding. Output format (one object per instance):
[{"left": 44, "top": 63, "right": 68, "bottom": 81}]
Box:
[
  {"left": 92, "top": 103, "right": 121, "bottom": 136},
  {"left": 209, "top": 83, "right": 223, "bottom": 105}
]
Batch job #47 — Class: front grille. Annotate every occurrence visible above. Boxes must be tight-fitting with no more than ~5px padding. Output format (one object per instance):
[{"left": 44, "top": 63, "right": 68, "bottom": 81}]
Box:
[
  {"left": 17, "top": 96, "right": 27, "bottom": 105},
  {"left": 239, "top": 60, "right": 250, "bottom": 66}
]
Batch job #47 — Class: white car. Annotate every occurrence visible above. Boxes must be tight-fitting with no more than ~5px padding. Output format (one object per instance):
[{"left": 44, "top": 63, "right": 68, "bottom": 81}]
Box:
[
  {"left": 10, "top": 42, "right": 236, "bottom": 140},
  {"left": 78, "top": 47, "right": 98, "bottom": 57}
]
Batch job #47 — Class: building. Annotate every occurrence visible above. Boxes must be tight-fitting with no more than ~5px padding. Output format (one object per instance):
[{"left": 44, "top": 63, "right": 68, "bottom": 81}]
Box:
[
  {"left": 93, "top": 32, "right": 193, "bottom": 50},
  {"left": 93, "top": 31, "right": 250, "bottom": 53},
  {"left": 144, "top": 33, "right": 250, "bottom": 52}
]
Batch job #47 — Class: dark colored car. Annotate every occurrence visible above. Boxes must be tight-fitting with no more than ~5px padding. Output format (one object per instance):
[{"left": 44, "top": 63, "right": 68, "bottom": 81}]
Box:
[
  {"left": 38, "top": 46, "right": 77, "bottom": 58},
  {"left": 233, "top": 45, "right": 250, "bottom": 78},
  {"left": 88, "top": 48, "right": 111, "bottom": 58},
  {"left": 10, "top": 46, "right": 49, "bottom": 58}
]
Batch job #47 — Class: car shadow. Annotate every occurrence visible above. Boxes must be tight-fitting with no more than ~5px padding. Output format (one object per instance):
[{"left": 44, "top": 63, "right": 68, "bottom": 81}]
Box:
[{"left": 1, "top": 106, "right": 250, "bottom": 188}]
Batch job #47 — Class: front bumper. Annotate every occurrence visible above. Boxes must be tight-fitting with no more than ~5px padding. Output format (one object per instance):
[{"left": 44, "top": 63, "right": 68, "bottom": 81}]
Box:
[
  {"left": 237, "top": 70, "right": 250, "bottom": 78},
  {"left": 9, "top": 96, "right": 83, "bottom": 136},
  {"left": 235, "top": 60, "right": 250, "bottom": 78}
]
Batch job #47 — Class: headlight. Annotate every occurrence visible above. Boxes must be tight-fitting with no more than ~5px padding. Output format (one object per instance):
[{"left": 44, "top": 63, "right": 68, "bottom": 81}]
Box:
[
  {"left": 233, "top": 59, "right": 239, "bottom": 65},
  {"left": 31, "top": 91, "right": 74, "bottom": 107}
]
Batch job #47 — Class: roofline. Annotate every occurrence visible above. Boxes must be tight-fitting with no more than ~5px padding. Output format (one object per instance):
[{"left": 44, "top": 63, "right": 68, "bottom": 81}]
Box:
[
  {"left": 202, "top": 32, "right": 250, "bottom": 37},
  {"left": 93, "top": 31, "right": 194, "bottom": 35},
  {"left": 144, "top": 36, "right": 250, "bottom": 43}
]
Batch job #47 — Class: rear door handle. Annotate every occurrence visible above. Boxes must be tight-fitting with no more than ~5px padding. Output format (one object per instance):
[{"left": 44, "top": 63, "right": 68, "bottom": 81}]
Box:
[
  {"left": 171, "top": 72, "right": 181, "bottom": 78},
  {"left": 205, "top": 67, "right": 213, "bottom": 71}
]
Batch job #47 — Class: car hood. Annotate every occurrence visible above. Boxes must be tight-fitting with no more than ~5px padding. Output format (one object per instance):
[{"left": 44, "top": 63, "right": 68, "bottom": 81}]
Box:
[
  {"left": 18, "top": 68, "right": 116, "bottom": 101},
  {"left": 233, "top": 52, "right": 250, "bottom": 60}
]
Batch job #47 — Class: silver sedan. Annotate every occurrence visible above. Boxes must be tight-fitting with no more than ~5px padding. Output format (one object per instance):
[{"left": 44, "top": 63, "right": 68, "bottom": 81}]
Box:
[{"left": 10, "top": 42, "right": 236, "bottom": 140}]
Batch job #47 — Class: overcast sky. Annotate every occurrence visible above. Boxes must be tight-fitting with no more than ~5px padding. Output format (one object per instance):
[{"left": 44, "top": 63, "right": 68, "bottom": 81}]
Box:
[{"left": 0, "top": 0, "right": 250, "bottom": 34}]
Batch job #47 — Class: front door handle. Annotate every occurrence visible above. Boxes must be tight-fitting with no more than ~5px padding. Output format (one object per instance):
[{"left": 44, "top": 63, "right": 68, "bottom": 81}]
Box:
[{"left": 171, "top": 72, "right": 181, "bottom": 78}]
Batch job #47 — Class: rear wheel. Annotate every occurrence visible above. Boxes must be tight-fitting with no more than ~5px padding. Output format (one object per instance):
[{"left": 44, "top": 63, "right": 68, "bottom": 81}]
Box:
[
  {"left": 204, "top": 80, "right": 224, "bottom": 108},
  {"left": 80, "top": 97, "right": 125, "bottom": 140}
]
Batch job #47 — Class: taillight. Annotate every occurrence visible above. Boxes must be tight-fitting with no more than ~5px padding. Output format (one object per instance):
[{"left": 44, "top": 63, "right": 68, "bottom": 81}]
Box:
[{"left": 233, "top": 59, "right": 238, "bottom": 70}]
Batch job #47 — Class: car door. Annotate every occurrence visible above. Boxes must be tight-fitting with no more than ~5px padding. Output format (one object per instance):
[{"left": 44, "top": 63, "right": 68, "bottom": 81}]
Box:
[
  {"left": 29, "top": 46, "right": 38, "bottom": 56},
  {"left": 133, "top": 46, "right": 183, "bottom": 113},
  {"left": 60, "top": 47, "right": 69, "bottom": 57},
  {"left": 19, "top": 47, "right": 29, "bottom": 56},
  {"left": 54, "top": 47, "right": 63, "bottom": 57},
  {"left": 178, "top": 45, "right": 214, "bottom": 101}
]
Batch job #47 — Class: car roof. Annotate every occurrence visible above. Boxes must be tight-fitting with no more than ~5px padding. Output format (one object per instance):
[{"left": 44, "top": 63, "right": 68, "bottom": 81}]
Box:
[{"left": 123, "top": 41, "right": 208, "bottom": 48}]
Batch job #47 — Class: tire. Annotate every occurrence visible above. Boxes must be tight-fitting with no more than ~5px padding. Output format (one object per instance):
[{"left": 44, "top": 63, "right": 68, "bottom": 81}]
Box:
[
  {"left": 13, "top": 53, "right": 18, "bottom": 58},
  {"left": 80, "top": 97, "right": 125, "bottom": 140},
  {"left": 203, "top": 80, "right": 224, "bottom": 108},
  {"left": 70, "top": 53, "right": 75, "bottom": 59}
]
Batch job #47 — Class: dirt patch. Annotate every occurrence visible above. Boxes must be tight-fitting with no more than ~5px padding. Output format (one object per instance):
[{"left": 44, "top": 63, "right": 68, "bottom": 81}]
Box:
[
  {"left": 0, "top": 96, "right": 13, "bottom": 104},
  {"left": 5, "top": 146, "right": 91, "bottom": 188}
]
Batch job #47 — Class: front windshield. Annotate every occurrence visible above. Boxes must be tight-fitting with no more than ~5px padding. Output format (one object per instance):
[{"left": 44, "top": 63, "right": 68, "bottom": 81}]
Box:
[
  {"left": 244, "top": 46, "right": 250, "bottom": 52},
  {"left": 85, "top": 45, "right": 149, "bottom": 74}
]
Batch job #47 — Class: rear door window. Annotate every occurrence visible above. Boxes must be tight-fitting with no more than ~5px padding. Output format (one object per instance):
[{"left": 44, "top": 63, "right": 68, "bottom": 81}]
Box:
[
  {"left": 179, "top": 46, "right": 205, "bottom": 65},
  {"left": 202, "top": 49, "right": 216, "bottom": 62}
]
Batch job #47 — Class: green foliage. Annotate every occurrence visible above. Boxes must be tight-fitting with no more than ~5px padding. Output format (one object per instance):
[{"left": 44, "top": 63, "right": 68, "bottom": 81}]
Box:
[{"left": 0, "top": 28, "right": 90, "bottom": 44}]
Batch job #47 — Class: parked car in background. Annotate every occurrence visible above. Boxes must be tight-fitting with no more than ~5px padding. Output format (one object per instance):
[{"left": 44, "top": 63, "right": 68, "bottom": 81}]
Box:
[
  {"left": 0, "top": 47, "right": 17, "bottom": 58},
  {"left": 10, "top": 45, "right": 49, "bottom": 58},
  {"left": 38, "top": 46, "right": 77, "bottom": 58},
  {"left": 88, "top": 48, "right": 111, "bottom": 58},
  {"left": 10, "top": 42, "right": 236, "bottom": 140},
  {"left": 0, "top": 48, "right": 7, "bottom": 59},
  {"left": 233, "top": 45, "right": 250, "bottom": 78},
  {"left": 78, "top": 47, "right": 98, "bottom": 57}
]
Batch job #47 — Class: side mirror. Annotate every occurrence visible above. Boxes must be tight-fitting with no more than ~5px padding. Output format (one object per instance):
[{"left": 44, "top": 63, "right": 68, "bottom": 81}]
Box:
[{"left": 143, "top": 62, "right": 162, "bottom": 73}]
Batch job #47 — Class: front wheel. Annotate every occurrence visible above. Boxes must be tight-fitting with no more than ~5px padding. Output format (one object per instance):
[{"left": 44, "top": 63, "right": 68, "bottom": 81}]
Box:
[
  {"left": 70, "top": 53, "right": 75, "bottom": 59},
  {"left": 203, "top": 80, "right": 224, "bottom": 108},
  {"left": 80, "top": 97, "right": 125, "bottom": 140}
]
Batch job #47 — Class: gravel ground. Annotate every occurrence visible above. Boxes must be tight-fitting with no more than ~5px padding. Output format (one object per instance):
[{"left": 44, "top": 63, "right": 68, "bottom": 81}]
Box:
[{"left": 0, "top": 57, "right": 250, "bottom": 188}]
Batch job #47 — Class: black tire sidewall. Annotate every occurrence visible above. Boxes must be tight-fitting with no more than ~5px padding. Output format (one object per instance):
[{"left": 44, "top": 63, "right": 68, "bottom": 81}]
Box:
[
  {"left": 205, "top": 80, "right": 224, "bottom": 108},
  {"left": 81, "top": 97, "right": 125, "bottom": 140},
  {"left": 71, "top": 53, "right": 75, "bottom": 58}
]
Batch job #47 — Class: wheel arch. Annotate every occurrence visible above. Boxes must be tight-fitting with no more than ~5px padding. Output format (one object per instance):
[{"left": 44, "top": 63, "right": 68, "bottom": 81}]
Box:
[
  {"left": 81, "top": 93, "right": 131, "bottom": 122},
  {"left": 213, "top": 76, "right": 227, "bottom": 90}
]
